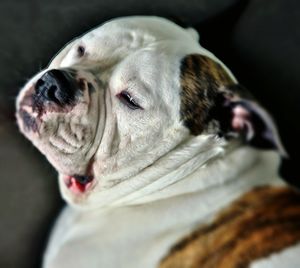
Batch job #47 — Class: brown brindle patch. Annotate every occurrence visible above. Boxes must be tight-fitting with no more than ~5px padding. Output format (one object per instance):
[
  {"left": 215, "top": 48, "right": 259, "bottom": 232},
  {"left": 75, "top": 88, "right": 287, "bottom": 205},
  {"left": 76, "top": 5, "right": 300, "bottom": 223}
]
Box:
[
  {"left": 159, "top": 186, "right": 300, "bottom": 268},
  {"left": 180, "top": 54, "right": 235, "bottom": 135}
]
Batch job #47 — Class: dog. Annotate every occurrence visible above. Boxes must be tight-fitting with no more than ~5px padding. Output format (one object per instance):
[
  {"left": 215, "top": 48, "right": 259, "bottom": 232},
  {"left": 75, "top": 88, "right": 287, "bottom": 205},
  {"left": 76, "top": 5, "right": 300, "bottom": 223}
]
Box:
[{"left": 16, "top": 16, "right": 300, "bottom": 268}]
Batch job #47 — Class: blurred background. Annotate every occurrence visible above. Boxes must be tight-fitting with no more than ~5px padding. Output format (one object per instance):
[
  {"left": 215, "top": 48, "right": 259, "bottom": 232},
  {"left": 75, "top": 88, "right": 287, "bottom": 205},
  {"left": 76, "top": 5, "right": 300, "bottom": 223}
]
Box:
[{"left": 0, "top": 0, "right": 299, "bottom": 267}]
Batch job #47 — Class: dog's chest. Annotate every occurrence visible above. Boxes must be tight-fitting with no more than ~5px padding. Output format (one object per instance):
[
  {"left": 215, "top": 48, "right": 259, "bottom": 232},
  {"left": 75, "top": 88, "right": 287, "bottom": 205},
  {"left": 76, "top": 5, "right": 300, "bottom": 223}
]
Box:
[
  {"left": 87, "top": 209, "right": 190, "bottom": 267},
  {"left": 45, "top": 201, "right": 197, "bottom": 268},
  {"left": 45, "top": 182, "right": 256, "bottom": 268},
  {"left": 45, "top": 184, "right": 300, "bottom": 268}
]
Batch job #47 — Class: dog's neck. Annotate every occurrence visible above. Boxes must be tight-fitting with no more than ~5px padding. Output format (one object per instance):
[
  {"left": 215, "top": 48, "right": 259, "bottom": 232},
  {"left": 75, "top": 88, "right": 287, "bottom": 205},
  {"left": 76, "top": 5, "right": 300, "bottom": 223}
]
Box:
[
  {"left": 116, "top": 145, "right": 283, "bottom": 208},
  {"left": 84, "top": 134, "right": 283, "bottom": 210}
]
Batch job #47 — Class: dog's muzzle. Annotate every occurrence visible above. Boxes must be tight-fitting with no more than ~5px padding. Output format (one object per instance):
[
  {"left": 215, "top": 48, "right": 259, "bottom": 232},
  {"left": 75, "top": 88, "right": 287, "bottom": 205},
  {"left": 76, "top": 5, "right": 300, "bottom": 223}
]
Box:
[{"left": 17, "top": 67, "right": 101, "bottom": 196}]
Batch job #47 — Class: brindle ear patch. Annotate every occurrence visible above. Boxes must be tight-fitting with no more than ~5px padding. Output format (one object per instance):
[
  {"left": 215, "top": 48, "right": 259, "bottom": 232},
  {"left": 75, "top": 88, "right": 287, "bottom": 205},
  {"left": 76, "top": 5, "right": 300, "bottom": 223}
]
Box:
[{"left": 180, "top": 54, "right": 235, "bottom": 135}]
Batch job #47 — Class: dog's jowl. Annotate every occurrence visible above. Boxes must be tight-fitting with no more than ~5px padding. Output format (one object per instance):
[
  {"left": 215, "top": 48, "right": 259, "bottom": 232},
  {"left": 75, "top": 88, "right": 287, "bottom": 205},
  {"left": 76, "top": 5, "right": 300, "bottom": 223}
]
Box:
[{"left": 16, "top": 16, "right": 300, "bottom": 268}]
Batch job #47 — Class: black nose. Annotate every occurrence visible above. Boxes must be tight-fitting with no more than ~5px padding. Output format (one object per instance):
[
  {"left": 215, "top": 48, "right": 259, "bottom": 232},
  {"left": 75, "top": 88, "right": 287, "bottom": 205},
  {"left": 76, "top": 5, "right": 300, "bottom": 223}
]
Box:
[{"left": 35, "top": 69, "right": 77, "bottom": 106}]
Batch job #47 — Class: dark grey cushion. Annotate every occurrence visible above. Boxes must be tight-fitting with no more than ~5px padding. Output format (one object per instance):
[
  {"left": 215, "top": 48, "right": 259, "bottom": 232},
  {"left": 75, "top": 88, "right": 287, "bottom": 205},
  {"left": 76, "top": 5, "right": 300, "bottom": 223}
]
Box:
[{"left": 0, "top": 121, "right": 61, "bottom": 268}]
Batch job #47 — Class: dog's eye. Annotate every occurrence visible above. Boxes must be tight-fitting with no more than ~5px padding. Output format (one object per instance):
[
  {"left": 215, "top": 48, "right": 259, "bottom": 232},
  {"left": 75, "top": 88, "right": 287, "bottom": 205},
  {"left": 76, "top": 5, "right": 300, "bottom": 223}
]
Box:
[
  {"left": 77, "top": 45, "right": 85, "bottom": 57},
  {"left": 117, "top": 91, "right": 142, "bottom": 110}
]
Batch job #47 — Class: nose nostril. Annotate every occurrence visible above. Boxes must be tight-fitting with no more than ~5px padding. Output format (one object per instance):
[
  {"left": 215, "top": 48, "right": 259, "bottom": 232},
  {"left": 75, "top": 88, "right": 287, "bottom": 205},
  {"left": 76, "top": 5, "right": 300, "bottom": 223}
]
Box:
[
  {"left": 45, "top": 85, "right": 58, "bottom": 102},
  {"left": 35, "top": 79, "right": 45, "bottom": 89}
]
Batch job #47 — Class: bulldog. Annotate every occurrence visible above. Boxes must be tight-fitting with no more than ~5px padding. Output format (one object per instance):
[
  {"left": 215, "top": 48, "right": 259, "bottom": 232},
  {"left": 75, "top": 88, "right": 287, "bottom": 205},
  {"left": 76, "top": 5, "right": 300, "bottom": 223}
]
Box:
[{"left": 16, "top": 16, "right": 300, "bottom": 268}]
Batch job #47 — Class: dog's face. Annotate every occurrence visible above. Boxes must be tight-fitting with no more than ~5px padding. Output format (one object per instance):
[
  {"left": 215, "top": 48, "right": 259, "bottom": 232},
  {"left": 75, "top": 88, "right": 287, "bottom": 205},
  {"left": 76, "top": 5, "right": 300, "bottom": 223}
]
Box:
[{"left": 16, "top": 16, "right": 284, "bottom": 208}]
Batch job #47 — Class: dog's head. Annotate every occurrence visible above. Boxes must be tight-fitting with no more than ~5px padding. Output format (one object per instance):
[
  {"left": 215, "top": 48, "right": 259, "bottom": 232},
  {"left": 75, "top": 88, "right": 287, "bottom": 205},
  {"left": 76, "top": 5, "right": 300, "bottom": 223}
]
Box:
[{"left": 16, "top": 16, "right": 285, "bottom": 208}]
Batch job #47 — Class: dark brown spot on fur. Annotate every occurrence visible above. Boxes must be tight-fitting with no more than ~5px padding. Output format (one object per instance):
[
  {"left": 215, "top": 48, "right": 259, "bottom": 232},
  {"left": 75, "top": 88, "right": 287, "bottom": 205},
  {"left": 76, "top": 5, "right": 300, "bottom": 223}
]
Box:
[
  {"left": 159, "top": 186, "right": 300, "bottom": 268},
  {"left": 180, "top": 54, "right": 235, "bottom": 135}
]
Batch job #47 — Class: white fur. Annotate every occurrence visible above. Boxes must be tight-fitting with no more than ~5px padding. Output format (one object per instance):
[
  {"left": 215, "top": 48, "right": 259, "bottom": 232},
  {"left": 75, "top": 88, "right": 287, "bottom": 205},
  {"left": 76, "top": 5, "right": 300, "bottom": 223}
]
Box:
[
  {"left": 251, "top": 243, "right": 300, "bottom": 268},
  {"left": 15, "top": 16, "right": 289, "bottom": 268}
]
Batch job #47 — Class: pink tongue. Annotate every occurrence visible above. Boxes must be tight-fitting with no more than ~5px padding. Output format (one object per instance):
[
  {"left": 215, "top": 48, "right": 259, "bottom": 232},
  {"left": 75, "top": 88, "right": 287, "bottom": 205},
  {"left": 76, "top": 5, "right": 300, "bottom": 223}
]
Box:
[{"left": 68, "top": 177, "right": 92, "bottom": 195}]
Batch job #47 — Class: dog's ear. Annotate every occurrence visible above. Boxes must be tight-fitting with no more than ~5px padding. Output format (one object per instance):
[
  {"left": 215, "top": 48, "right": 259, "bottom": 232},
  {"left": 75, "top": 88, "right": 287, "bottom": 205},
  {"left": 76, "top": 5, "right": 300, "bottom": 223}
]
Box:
[
  {"left": 212, "top": 85, "right": 287, "bottom": 157},
  {"left": 179, "top": 54, "right": 287, "bottom": 156}
]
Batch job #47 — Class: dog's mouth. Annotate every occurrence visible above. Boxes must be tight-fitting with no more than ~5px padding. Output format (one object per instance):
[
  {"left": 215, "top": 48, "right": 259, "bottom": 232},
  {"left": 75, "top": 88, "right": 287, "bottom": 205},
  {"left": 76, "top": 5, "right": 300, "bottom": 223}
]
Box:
[
  {"left": 62, "top": 155, "right": 97, "bottom": 195},
  {"left": 64, "top": 174, "right": 95, "bottom": 195}
]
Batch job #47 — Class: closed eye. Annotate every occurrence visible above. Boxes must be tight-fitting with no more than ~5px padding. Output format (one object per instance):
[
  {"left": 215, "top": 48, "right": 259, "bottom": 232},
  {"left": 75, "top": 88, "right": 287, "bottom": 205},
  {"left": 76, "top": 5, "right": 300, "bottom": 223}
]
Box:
[{"left": 117, "top": 91, "right": 143, "bottom": 110}]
